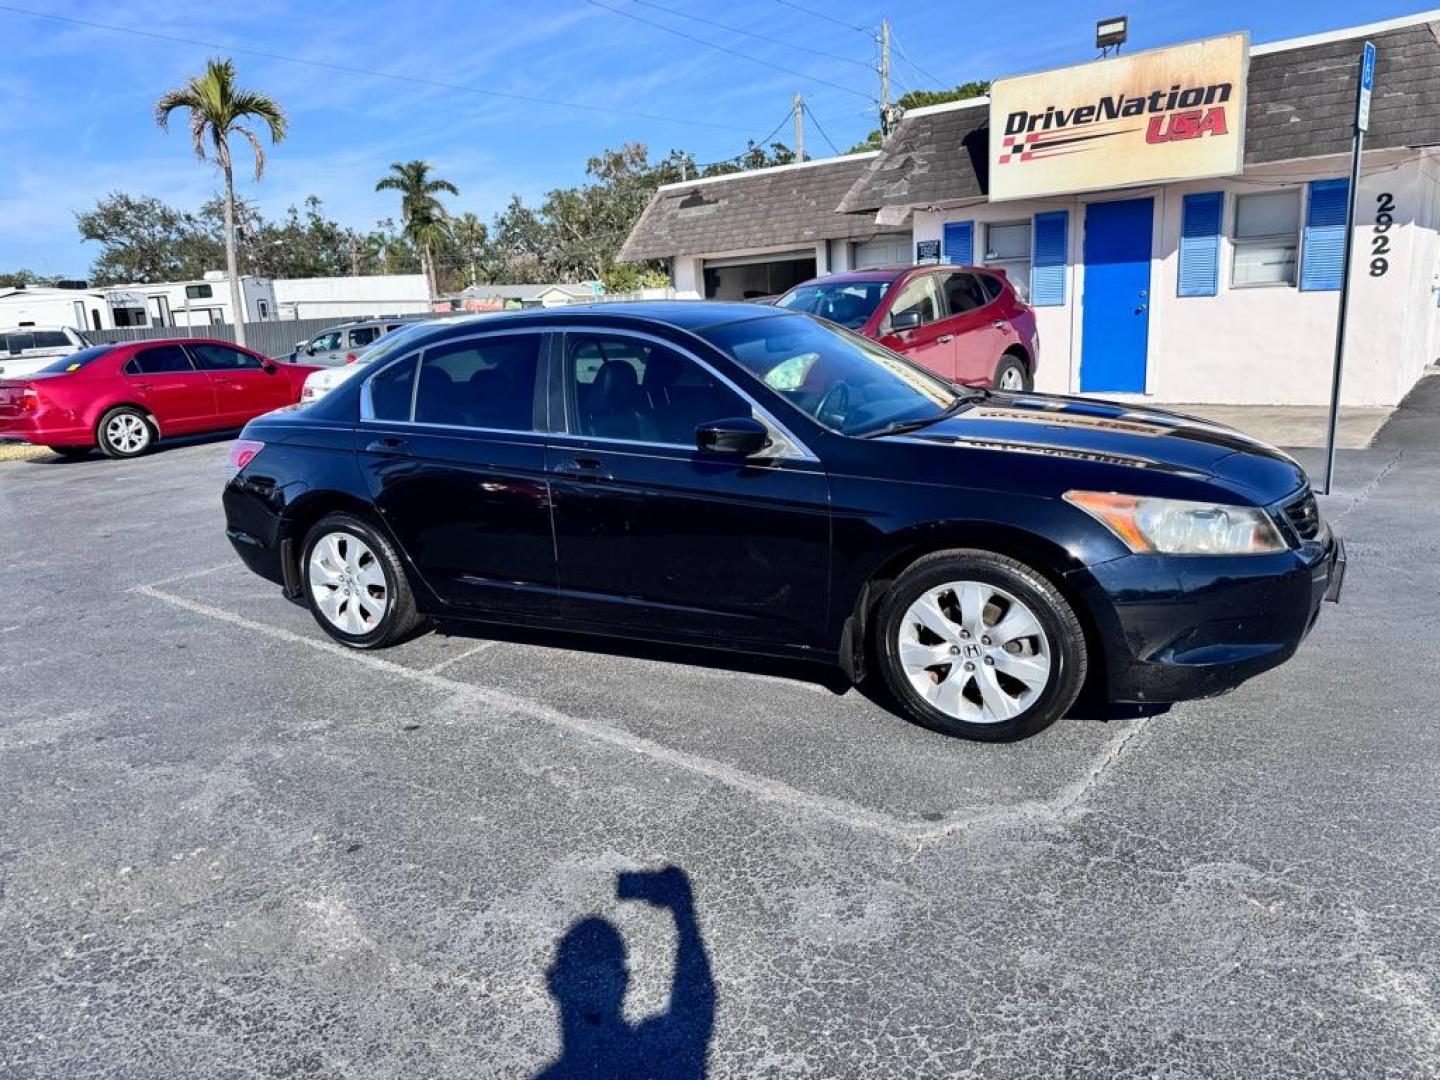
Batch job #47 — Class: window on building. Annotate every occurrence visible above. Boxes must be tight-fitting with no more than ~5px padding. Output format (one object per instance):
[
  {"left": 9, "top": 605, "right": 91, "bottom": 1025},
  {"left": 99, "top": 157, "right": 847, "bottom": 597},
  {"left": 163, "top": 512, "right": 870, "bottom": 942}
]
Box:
[
  {"left": 983, "top": 222, "right": 1032, "bottom": 301},
  {"left": 257, "top": 299, "right": 270, "bottom": 319},
  {"left": 1232, "top": 191, "right": 1300, "bottom": 287},
  {"left": 185, "top": 283, "right": 214, "bottom": 300}
]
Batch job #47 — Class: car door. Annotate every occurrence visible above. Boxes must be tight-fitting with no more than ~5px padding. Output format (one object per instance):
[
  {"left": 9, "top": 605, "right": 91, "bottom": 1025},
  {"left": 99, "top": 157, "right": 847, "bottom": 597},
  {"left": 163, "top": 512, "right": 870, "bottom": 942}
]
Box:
[
  {"left": 120, "top": 344, "right": 217, "bottom": 434},
  {"left": 874, "top": 272, "right": 957, "bottom": 379},
  {"left": 356, "top": 330, "right": 556, "bottom": 618},
  {"left": 303, "top": 330, "right": 345, "bottom": 367},
  {"left": 188, "top": 342, "right": 292, "bottom": 426},
  {"left": 546, "top": 329, "right": 831, "bottom": 649},
  {"left": 939, "top": 271, "right": 1007, "bottom": 385}
]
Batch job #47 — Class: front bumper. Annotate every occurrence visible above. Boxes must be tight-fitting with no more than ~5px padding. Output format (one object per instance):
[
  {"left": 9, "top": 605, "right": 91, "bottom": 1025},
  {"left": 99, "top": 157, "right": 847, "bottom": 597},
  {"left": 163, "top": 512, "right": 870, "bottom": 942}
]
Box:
[{"left": 1076, "top": 534, "right": 1345, "bottom": 704}]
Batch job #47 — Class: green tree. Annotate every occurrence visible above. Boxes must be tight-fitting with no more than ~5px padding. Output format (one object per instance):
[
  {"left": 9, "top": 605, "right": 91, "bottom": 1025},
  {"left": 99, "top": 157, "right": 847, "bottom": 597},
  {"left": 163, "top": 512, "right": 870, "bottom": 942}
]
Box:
[
  {"left": 375, "top": 160, "right": 458, "bottom": 300},
  {"left": 77, "top": 193, "right": 224, "bottom": 284},
  {"left": 155, "top": 58, "right": 288, "bottom": 346},
  {"left": 448, "top": 211, "right": 489, "bottom": 289},
  {"left": 848, "top": 82, "right": 991, "bottom": 152}
]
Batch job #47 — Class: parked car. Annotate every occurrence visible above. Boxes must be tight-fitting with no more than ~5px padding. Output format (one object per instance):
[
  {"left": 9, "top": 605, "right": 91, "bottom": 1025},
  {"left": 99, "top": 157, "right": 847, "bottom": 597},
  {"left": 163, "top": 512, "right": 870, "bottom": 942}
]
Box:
[
  {"left": 0, "top": 339, "right": 317, "bottom": 459},
  {"left": 288, "top": 318, "right": 423, "bottom": 368},
  {"left": 774, "top": 266, "right": 1039, "bottom": 391},
  {"left": 300, "top": 319, "right": 446, "bottom": 404},
  {"left": 0, "top": 326, "right": 92, "bottom": 380},
  {"left": 223, "top": 303, "right": 1343, "bottom": 741}
]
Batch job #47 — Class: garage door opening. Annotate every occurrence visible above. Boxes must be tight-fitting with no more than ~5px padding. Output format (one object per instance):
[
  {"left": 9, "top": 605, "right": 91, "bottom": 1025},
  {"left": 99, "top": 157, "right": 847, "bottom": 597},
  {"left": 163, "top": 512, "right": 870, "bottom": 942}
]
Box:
[{"left": 703, "top": 255, "right": 816, "bottom": 301}]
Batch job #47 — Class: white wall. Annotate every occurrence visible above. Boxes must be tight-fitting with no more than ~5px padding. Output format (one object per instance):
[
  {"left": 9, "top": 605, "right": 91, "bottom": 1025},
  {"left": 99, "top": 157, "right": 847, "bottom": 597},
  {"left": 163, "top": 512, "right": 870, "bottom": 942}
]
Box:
[
  {"left": 272, "top": 274, "right": 430, "bottom": 319},
  {"left": 913, "top": 149, "right": 1435, "bottom": 407}
]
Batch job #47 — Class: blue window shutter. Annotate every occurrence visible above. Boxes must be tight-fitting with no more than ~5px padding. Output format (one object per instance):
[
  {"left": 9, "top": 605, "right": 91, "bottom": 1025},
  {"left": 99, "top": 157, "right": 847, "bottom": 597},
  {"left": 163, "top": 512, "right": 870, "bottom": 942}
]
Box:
[
  {"left": 1300, "top": 179, "right": 1349, "bottom": 291},
  {"left": 1031, "top": 211, "right": 1068, "bottom": 306},
  {"left": 1178, "top": 192, "right": 1222, "bottom": 297},
  {"left": 942, "top": 221, "right": 973, "bottom": 265}
]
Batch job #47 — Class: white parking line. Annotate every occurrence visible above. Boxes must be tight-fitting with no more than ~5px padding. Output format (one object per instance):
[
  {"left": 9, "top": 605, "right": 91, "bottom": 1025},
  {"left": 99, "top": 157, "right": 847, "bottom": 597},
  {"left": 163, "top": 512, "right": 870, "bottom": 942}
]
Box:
[
  {"left": 424, "top": 640, "right": 500, "bottom": 673},
  {"left": 139, "top": 562, "right": 237, "bottom": 589},
  {"left": 132, "top": 583, "right": 1150, "bottom": 844}
]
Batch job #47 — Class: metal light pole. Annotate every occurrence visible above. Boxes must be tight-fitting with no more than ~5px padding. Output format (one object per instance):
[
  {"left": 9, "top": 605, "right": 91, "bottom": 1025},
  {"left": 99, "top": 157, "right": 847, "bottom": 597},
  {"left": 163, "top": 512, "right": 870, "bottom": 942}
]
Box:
[{"left": 1321, "top": 41, "right": 1377, "bottom": 495}]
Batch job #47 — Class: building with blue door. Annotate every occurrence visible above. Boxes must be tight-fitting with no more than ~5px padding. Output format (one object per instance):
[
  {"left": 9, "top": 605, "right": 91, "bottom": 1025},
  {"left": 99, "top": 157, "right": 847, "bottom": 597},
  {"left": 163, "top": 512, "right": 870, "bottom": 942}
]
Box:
[{"left": 624, "top": 11, "right": 1440, "bottom": 408}]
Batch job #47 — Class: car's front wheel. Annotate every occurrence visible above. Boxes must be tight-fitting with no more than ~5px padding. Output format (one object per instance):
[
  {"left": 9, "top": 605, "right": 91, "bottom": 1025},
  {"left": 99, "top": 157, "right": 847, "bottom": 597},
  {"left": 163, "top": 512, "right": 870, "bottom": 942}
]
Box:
[
  {"left": 875, "top": 550, "right": 1086, "bottom": 740},
  {"left": 992, "top": 354, "right": 1031, "bottom": 392},
  {"left": 301, "top": 513, "right": 423, "bottom": 648}
]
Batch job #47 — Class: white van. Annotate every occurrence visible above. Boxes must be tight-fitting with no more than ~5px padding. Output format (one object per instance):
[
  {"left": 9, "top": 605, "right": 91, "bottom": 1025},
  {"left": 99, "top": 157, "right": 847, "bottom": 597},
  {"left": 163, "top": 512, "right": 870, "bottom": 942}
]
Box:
[{"left": 0, "top": 326, "right": 92, "bottom": 379}]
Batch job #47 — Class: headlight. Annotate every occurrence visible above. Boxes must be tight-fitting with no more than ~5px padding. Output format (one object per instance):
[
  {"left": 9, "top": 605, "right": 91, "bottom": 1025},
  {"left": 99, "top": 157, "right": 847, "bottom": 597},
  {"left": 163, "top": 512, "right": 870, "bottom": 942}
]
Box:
[{"left": 1064, "top": 491, "right": 1287, "bottom": 555}]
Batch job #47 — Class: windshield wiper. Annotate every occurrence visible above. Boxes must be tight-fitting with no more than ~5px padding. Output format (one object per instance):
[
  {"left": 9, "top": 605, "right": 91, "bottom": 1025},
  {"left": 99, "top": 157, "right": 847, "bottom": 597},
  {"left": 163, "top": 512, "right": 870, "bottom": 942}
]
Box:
[{"left": 858, "top": 390, "right": 988, "bottom": 439}]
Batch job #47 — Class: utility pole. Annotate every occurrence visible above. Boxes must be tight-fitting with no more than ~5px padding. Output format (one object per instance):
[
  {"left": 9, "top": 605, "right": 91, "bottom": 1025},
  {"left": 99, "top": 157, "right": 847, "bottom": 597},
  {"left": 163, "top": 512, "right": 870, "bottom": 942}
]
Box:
[
  {"left": 879, "top": 19, "right": 892, "bottom": 137},
  {"left": 792, "top": 92, "right": 805, "bottom": 161}
]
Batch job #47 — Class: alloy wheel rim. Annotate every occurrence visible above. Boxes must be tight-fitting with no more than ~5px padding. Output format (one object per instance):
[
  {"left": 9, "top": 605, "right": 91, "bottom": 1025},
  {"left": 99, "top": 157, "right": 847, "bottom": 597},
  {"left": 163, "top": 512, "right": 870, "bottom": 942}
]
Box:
[
  {"left": 897, "top": 580, "right": 1051, "bottom": 723},
  {"left": 107, "top": 414, "right": 149, "bottom": 453},
  {"left": 999, "top": 367, "right": 1024, "bottom": 391},
  {"left": 308, "top": 531, "right": 389, "bottom": 635}
]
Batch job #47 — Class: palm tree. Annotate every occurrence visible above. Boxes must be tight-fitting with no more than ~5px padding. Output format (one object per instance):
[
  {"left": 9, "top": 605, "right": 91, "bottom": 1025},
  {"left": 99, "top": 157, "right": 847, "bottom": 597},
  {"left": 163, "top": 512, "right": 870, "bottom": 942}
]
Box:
[
  {"left": 452, "top": 211, "right": 489, "bottom": 287},
  {"left": 155, "top": 58, "right": 287, "bottom": 348},
  {"left": 376, "top": 161, "right": 458, "bottom": 300}
]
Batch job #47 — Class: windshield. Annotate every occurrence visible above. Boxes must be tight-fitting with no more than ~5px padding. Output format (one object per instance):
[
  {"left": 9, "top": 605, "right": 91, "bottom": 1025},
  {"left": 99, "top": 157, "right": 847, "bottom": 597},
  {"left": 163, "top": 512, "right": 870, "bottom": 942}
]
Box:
[
  {"left": 699, "top": 314, "right": 961, "bottom": 437},
  {"left": 34, "top": 346, "right": 114, "bottom": 375},
  {"left": 774, "top": 279, "right": 890, "bottom": 330}
]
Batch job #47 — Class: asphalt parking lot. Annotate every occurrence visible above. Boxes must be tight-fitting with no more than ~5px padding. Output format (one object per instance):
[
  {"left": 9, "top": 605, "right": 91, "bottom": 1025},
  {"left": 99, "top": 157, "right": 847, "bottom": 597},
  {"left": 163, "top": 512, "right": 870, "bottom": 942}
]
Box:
[{"left": 2, "top": 388, "right": 1438, "bottom": 1078}]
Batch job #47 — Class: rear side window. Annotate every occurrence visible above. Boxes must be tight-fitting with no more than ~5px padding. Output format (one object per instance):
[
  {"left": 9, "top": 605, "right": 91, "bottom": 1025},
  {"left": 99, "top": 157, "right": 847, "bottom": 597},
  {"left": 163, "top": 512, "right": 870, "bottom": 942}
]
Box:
[
  {"left": 978, "top": 274, "right": 1005, "bottom": 302},
  {"left": 414, "top": 334, "right": 541, "bottom": 431},
  {"left": 349, "top": 326, "right": 381, "bottom": 348},
  {"left": 942, "top": 272, "right": 989, "bottom": 314},
  {"left": 127, "top": 345, "right": 194, "bottom": 374},
  {"left": 191, "top": 343, "right": 261, "bottom": 371},
  {"left": 368, "top": 353, "right": 419, "bottom": 421}
]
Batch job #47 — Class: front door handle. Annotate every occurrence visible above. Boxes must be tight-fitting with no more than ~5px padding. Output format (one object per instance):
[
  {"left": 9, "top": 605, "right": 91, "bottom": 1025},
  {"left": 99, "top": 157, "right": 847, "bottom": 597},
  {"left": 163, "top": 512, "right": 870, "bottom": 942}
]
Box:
[
  {"left": 993, "top": 320, "right": 1008, "bottom": 330},
  {"left": 131, "top": 381, "right": 153, "bottom": 390},
  {"left": 556, "top": 456, "right": 611, "bottom": 481},
  {"left": 365, "top": 436, "right": 410, "bottom": 454},
  {"left": 937, "top": 334, "right": 954, "bottom": 343}
]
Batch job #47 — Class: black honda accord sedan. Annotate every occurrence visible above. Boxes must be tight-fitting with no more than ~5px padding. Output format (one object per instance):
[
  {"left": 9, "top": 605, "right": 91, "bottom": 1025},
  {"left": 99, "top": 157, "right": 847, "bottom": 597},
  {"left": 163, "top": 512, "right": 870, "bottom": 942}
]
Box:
[{"left": 223, "top": 302, "right": 1344, "bottom": 741}]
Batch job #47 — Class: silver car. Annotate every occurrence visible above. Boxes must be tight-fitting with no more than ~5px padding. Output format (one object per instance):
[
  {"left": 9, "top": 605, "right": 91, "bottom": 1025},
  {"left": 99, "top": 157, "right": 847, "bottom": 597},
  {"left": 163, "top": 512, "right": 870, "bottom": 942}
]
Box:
[
  {"left": 0, "top": 326, "right": 92, "bottom": 379},
  {"left": 288, "top": 318, "right": 417, "bottom": 368}
]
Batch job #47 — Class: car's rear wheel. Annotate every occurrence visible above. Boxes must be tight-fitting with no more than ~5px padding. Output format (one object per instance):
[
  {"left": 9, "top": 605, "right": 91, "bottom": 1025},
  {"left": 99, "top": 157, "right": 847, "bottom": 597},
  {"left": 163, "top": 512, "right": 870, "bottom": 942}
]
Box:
[
  {"left": 875, "top": 550, "right": 1086, "bottom": 741},
  {"left": 96, "top": 407, "right": 154, "bottom": 459},
  {"left": 993, "top": 354, "right": 1031, "bottom": 392},
  {"left": 301, "top": 513, "right": 423, "bottom": 649}
]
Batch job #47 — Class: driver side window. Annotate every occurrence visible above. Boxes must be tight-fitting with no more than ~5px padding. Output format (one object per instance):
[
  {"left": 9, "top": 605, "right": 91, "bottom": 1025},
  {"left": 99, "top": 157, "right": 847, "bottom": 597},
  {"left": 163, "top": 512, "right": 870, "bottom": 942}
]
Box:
[
  {"left": 885, "top": 274, "right": 944, "bottom": 332},
  {"left": 565, "top": 334, "right": 748, "bottom": 447}
]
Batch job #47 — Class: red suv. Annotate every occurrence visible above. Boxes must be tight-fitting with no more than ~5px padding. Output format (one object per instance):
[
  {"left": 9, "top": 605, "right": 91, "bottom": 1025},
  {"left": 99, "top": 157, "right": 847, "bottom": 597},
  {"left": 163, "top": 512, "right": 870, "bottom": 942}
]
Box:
[
  {"left": 774, "top": 265, "right": 1039, "bottom": 390},
  {"left": 0, "top": 338, "right": 315, "bottom": 459}
]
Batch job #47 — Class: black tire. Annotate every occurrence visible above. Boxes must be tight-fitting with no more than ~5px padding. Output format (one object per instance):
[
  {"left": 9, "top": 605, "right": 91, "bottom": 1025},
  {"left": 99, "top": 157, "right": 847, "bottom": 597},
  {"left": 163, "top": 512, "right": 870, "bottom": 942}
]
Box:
[
  {"left": 96, "top": 406, "right": 155, "bottom": 459},
  {"left": 47, "top": 446, "right": 91, "bottom": 460},
  {"left": 874, "top": 549, "right": 1087, "bottom": 741},
  {"left": 300, "top": 512, "right": 424, "bottom": 649},
  {"left": 992, "top": 354, "right": 1032, "bottom": 392}
]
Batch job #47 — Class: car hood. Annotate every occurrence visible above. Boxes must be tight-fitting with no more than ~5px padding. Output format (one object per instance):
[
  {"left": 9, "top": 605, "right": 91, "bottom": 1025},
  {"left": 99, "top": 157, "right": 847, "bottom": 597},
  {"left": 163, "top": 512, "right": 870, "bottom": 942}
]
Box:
[{"left": 888, "top": 391, "right": 1307, "bottom": 502}]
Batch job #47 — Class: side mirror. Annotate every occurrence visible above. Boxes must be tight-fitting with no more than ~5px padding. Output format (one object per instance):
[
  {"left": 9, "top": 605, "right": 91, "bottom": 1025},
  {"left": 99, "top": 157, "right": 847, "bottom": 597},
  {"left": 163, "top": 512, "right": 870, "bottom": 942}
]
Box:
[
  {"left": 696, "top": 416, "right": 770, "bottom": 457},
  {"left": 889, "top": 308, "right": 922, "bottom": 332}
]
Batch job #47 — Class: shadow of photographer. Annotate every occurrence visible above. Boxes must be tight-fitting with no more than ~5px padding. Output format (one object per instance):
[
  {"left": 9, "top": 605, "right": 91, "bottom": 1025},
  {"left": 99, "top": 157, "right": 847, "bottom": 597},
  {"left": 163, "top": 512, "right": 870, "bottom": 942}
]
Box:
[{"left": 534, "top": 865, "right": 715, "bottom": 1079}]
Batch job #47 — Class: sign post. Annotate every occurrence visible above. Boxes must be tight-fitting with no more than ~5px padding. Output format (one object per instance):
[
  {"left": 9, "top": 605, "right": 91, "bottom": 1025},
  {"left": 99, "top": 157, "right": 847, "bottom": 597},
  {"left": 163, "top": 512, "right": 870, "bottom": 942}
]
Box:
[{"left": 1321, "top": 40, "right": 1376, "bottom": 496}]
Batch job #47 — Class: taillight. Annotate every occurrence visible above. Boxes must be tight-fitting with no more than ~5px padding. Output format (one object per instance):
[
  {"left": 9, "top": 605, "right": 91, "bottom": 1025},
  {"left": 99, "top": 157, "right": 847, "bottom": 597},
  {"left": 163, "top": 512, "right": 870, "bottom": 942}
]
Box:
[
  {"left": 18, "top": 388, "right": 40, "bottom": 413},
  {"left": 228, "top": 439, "right": 265, "bottom": 473},
  {"left": 345, "top": 353, "right": 357, "bottom": 364}
]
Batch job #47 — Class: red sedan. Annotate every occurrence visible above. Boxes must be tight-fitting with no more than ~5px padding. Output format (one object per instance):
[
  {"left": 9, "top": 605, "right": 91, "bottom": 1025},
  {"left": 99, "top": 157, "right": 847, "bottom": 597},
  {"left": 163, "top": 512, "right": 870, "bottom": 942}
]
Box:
[
  {"left": 0, "top": 339, "right": 316, "bottom": 459},
  {"left": 774, "top": 265, "right": 1039, "bottom": 390}
]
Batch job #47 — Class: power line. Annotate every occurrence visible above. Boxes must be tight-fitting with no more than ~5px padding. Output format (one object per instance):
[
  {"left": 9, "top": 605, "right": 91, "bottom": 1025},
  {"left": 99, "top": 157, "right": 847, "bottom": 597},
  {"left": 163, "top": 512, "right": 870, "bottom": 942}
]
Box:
[
  {"left": 622, "top": 0, "right": 872, "bottom": 70},
  {"left": 0, "top": 2, "right": 755, "bottom": 134},
  {"left": 585, "top": 0, "right": 873, "bottom": 101},
  {"left": 772, "top": 0, "right": 871, "bottom": 35},
  {"left": 801, "top": 103, "right": 843, "bottom": 156},
  {"left": 694, "top": 108, "right": 794, "bottom": 172},
  {"left": 889, "top": 30, "right": 949, "bottom": 90}
]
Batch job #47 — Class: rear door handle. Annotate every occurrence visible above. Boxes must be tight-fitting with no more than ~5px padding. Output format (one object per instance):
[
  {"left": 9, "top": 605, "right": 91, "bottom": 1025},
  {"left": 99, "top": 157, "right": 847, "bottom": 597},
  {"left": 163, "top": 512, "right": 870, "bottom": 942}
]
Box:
[
  {"left": 992, "top": 320, "right": 1008, "bottom": 330},
  {"left": 937, "top": 334, "right": 954, "bottom": 343},
  {"left": 131, "top": 381, "right": 153, "bottom": 390},
  {"left": 365, "top": 436, "right": 410, "bottom": 454}
]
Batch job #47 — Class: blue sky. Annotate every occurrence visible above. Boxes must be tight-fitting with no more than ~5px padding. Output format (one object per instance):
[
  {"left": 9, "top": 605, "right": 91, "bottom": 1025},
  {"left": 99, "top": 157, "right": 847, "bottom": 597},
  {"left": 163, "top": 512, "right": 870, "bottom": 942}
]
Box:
[{"left": 0, "top": 0, "right": 1422, "bottom": 276}]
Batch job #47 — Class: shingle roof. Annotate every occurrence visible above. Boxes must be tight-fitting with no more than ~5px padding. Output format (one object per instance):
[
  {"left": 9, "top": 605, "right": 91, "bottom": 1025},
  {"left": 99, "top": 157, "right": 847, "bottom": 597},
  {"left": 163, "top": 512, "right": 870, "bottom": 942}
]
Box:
[
  {"left": 618, "top": 154, "right": 885, "bottom": 262},
  {"left": 837, "top": 18, "right": 1440, "bottom": 213}
]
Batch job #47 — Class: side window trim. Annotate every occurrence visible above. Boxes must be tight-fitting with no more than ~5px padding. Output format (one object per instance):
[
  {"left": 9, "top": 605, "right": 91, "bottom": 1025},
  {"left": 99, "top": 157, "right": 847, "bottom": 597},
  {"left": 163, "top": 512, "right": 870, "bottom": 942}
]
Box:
[
  {"left": 552, "top": 326, "right": 817, "bottom": 462},
  {"left": 359, "top": 327, "right": 551, "bottom": 435}
]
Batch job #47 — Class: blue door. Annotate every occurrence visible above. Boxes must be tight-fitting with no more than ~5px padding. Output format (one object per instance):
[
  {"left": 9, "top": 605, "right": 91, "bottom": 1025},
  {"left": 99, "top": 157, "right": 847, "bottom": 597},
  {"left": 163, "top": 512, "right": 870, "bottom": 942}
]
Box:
[{"left": 1081, "top": 198, "right": 1153, "bottom": 393}]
